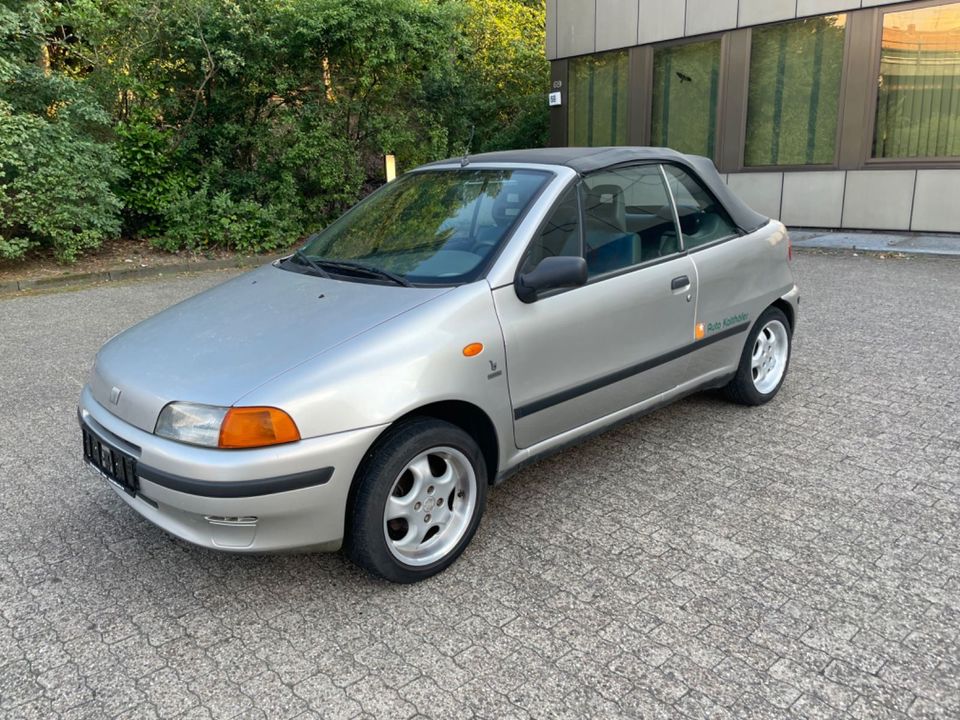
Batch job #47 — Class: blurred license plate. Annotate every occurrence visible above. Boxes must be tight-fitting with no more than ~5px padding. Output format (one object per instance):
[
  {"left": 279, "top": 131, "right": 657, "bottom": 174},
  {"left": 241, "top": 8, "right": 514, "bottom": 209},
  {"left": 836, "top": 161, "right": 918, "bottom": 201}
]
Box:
[{"left": 82, "top": 424, "right": 139, "bottom": 496}]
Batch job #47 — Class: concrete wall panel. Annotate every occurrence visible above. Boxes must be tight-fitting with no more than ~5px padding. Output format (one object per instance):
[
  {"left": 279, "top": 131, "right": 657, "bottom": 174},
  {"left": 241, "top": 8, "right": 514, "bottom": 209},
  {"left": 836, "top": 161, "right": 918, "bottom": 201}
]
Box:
[
  {"left": 842, "top": 170, "right": 916, "bottom": 231},
  {"left": 685, "top": 0, "right": 738, "bottom": 37},
  {"left": 911, "top": 170, "right": 960, "bottom": 232},
  {"left": 726, "top": 172, "right": 784, "bottom": 220},
  {"left": 638, "top": 0, "right": 686, "bottom": 44},
  {"left": 596, "top": 0, "right": 639, "bottom": 51},
  {"left": 557, "top": 0, "right": 596, "bottom": 58},
  {"left": 780, "top": 171, "right": 846, "bottom": 228},
  {"left": 546, "top": 0, "right": 558, "bottom": 60},
  {"left": 796, "top": 0, "right": 860, "bottom": 18},
  {"left": 738, "top": 0, "right": 796, "bottom": 27}
]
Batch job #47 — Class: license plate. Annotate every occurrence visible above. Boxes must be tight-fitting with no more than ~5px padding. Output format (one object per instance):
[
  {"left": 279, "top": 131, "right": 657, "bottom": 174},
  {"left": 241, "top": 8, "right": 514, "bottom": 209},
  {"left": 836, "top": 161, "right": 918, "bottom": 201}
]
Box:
[{"left": 82, "top": 424, "right": 139, "bottom": 496}]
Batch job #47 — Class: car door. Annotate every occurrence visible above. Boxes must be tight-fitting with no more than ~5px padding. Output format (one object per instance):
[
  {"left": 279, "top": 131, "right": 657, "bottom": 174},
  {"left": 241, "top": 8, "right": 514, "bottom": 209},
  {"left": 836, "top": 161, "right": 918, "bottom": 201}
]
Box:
[
  {"left": 660, "top": 164, "right": 778, "bottom": 381},
  {"left": 492, "top": 164, "right": 698, "bottom": 449}
]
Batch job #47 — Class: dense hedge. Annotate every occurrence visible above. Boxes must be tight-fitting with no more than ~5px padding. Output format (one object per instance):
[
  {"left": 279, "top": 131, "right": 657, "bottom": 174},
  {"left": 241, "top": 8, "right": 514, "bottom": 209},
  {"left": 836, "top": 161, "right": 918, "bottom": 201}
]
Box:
[{"left": 0, "top": 0, "right": 547, "bottom": 261}]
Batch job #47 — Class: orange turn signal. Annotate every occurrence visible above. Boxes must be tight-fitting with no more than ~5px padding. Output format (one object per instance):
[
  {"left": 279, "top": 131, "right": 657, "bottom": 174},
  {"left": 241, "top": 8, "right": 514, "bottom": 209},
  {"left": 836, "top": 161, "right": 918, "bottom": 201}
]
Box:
[
  {"left": 463, "top": 342, "right": 484, "bottom": 357},
  {"left": 218, "top": 407, "right": 300, "bottom": 449}
]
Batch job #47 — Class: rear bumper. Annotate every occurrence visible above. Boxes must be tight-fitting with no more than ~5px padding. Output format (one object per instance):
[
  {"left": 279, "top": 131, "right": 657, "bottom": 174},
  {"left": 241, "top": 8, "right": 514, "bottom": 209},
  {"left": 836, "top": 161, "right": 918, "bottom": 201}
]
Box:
[{"left": 78, "top": 385, "right": 386, "bottom": 552}]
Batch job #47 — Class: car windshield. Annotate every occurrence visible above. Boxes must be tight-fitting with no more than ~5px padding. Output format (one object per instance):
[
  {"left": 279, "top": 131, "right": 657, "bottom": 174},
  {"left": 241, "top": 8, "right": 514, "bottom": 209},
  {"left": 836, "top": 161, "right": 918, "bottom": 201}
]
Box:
[{"left": 295, "top": 168, "right": 550, "bottom": 285}]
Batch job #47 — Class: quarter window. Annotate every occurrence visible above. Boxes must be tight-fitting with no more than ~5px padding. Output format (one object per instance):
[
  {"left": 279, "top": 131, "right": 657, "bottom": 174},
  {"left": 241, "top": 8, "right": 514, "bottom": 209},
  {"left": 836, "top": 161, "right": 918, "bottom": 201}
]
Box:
[
  {"left": 582, "top": 165, "right": 678, "bottom": 276},
  {"left": 521, "top": 186, "right": 581, "bottom": 274},
  {"left": 661, "top": 166, "right": 737, "bottom": 249}
]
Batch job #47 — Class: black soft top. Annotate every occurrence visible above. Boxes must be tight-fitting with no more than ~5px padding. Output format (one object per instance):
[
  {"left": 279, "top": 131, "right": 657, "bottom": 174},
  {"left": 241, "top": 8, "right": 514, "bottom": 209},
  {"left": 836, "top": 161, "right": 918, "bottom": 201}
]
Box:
[{"left": 424, "top": 146, "right": 770, "bottom": 234}]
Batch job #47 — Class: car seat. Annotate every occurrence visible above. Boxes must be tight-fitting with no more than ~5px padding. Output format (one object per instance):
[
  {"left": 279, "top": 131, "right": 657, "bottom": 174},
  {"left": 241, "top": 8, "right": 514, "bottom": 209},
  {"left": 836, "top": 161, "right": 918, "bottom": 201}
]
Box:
[{"left": 584, "top": 184, "right": 638, "bottom": 275}]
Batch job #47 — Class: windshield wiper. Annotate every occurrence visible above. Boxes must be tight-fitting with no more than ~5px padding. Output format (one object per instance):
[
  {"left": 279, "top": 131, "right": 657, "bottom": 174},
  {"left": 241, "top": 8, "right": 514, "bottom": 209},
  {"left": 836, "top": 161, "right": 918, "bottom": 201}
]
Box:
[
  {"left": 316, "top": 259, "right": 413, "bottom": 288},
  {"left": 289, "top": 249, "right": 331, "bottom": 279}
]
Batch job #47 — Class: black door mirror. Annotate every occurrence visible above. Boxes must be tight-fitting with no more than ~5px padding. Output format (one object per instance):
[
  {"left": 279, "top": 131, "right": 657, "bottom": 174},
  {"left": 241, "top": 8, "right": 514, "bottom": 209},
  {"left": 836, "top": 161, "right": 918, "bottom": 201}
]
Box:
[{"left": 516, "top": 256, "right": 588, "bottom": 303}]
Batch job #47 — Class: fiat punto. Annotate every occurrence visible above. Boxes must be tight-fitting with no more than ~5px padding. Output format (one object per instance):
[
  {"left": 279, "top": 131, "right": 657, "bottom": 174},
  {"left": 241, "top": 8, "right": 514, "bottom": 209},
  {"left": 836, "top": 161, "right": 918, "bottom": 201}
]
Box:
[{"left": 79, "top": 147, "right": 798, "bottom": 582}]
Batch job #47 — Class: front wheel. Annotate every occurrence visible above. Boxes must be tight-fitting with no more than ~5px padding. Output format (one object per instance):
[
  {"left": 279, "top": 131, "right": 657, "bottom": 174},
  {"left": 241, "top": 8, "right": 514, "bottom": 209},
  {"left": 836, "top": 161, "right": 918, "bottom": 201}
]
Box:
[
  {"left": 344, "top": 418, "right": 488, "bottom": 583},
  {"left": 723, "top": 306, "right": 792, "bottom": 406}
]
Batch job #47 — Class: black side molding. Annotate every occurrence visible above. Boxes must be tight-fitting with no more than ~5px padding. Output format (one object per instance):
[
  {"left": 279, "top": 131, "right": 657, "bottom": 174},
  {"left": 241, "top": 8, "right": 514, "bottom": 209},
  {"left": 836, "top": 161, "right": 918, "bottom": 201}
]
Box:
[
  {"left": 138, "top": 465, "right": 334, "bottom": 498},
  {"left": 496, "top": 370, "right": 737, "bottom": 485},
  {"left": 514, "top": 322, "right": 750, "bottom": 420}
]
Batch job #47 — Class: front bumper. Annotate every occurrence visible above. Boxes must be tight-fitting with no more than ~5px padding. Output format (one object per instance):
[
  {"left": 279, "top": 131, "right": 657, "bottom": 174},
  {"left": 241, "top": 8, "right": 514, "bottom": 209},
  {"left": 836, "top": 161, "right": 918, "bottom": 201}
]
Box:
[{"left": 78, "top": 385, "right": 386, "bottom": 552}]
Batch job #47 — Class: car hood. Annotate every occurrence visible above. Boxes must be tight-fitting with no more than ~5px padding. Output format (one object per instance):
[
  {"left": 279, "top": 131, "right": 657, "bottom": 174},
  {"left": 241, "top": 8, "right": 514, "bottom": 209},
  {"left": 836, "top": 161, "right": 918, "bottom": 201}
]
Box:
[{"left": 89, "top": 263, "right": 452, "bottom": 433}]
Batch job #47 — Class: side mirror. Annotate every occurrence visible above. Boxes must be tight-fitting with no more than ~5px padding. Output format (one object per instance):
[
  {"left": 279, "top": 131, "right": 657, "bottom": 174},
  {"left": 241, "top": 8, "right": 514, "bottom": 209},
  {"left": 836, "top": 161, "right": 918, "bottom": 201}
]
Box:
[{"left": 515, "top": 256, "right": 588, "bottom": 303}]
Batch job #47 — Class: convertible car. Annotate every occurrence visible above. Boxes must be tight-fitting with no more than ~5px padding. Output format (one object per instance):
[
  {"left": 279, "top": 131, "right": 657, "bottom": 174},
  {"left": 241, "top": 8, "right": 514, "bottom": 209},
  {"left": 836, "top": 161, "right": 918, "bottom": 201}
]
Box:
[{"left": 79, "top": 147, "right": 798, "bottom": 582}]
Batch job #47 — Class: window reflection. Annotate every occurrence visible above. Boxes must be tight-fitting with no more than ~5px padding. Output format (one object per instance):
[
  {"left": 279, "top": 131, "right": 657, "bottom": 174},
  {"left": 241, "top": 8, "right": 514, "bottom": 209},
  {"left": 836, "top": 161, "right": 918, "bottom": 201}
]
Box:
[
  {"left": 745, "top": 16, "right": 847, "bottom": 167},
  {"left": 568, "top": 51, "right": 629, "bottom": 146},
  {"left": 651, "top": 40, "right": 721, "bottom": 159},
  {"left": 874, "top": 2, "right": 960, "bottom": 158}
]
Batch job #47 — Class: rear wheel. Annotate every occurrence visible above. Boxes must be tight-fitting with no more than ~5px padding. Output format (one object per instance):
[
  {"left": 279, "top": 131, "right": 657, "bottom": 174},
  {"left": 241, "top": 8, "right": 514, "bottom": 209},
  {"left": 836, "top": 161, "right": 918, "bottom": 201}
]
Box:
[
  {"left": 723, "top": 306, "right": 792, "bottom": 406},
  {"left": 344, "top": 418, "right": 487, "bottom": 583}
]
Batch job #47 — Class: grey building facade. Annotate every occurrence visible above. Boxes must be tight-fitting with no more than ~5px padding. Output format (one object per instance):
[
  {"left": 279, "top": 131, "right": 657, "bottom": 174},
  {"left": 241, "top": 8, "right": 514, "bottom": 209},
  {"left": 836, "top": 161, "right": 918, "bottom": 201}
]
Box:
[{"left": 546, "top": 0, "right": 960, "bottom": 232}]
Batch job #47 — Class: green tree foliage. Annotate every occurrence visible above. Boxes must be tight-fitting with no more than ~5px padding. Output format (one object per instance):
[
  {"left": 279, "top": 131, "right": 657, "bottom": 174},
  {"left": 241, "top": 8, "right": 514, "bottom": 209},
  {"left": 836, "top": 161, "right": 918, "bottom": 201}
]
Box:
[
  {"left": 0, "top": 1, "right": 123, "bottom": 261},
  {"left": 456, "top": 0, "right": 549, "bottom": 152},
  {"left": 1, "top": 0, "right": 549, "bottom": 261}
]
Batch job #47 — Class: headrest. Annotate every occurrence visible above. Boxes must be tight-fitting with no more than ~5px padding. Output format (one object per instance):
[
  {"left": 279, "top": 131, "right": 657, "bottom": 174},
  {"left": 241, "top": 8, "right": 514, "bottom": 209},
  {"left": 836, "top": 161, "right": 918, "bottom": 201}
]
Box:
[
  {"left": 492, "top": 184, "right": 527, "bottom": 226},
  {"left": 585, "top": 184, "right": 626, "bottom": 232}
]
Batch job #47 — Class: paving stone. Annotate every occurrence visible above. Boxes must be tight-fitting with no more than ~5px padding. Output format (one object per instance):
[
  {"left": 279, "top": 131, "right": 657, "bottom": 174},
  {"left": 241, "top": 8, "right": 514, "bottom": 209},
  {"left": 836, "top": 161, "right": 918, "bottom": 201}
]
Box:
[{"left": 1, "top": 254, "right": 959, "bottom": 719}]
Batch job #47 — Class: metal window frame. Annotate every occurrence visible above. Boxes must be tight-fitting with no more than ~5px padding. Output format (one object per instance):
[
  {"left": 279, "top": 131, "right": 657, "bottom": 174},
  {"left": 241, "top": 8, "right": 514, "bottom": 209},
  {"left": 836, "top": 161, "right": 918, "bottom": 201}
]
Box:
[
  {"left": 862, "top": 0, "right": 960, "bottom": 168},
  {"left": 645, "top": 33, "right": 727, "bottom": 162},
  {"left": 732, "top": 15, "right": 852, "bottom": 173}
]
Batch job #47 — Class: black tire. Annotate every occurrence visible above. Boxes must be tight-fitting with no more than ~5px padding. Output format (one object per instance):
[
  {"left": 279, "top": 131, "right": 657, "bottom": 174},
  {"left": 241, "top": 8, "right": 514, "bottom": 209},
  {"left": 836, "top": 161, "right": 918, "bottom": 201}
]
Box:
[
  {"left": 344, "top": 418, "right": 488, "bottom": 583},
  {"left": 723, "top": 306, "right": 792, "bottom": 406}
]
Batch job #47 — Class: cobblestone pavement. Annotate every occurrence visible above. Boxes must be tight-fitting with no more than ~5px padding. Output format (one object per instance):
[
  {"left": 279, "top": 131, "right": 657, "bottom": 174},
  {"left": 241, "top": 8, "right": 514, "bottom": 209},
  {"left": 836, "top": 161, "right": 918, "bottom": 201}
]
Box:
[{"left": 1, "top": 253, "right": 958, "bottom": 719}]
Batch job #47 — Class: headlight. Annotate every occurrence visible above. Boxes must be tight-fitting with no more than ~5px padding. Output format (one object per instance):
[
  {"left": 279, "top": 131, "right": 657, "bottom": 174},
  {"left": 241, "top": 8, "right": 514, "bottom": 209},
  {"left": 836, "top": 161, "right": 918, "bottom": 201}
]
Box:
[{"left": 155, "top": 403, "right": 300, "bottom": 449}]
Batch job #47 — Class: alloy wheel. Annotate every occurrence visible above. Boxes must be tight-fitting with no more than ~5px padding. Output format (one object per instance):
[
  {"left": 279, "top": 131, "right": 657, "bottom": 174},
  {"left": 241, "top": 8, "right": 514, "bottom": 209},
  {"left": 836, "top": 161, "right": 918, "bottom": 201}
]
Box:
[
  {"left": 382, "top": 446, "right": 477, "bottom": 567},
  {"left": 751, "top": 319, "right": 789, "bottom": 394}
]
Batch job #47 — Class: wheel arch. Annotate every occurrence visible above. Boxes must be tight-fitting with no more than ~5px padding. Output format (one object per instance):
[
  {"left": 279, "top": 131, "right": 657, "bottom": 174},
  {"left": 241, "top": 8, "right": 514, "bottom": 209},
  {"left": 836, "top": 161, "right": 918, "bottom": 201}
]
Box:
[
  {"left": 770, "top": 297, "right": 795, "bottom": 332},
  {"left": 394, "top": 401, "right": 500, "bottom": 482},
  {"left": 343, "top": 400, "right": 501, "bottom": 538}
]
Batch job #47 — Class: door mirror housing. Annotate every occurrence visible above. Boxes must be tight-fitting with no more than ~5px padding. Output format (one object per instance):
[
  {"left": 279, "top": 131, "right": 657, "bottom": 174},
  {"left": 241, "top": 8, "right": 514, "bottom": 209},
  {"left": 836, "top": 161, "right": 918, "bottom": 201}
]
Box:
[{"left": 516, "top": 256, "right": 588, "bottom": 303}]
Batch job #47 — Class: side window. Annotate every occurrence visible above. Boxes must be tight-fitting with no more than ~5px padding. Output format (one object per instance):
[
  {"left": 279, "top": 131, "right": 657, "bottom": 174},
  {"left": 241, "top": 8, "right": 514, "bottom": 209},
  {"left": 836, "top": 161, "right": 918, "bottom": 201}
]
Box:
[
  {"left": 520, "top": 186, "right": 581, "bottom": 274},
  {"left": 661, "top": 165, "right": 738, "bottom": 249},
  {"left": 582, "top": 165, "right": 679, "bottom": 277}
]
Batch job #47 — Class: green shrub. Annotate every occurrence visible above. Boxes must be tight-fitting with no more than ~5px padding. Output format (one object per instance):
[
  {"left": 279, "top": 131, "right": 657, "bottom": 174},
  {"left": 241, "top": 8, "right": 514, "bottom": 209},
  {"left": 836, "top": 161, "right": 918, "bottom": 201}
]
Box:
[
  {"left": 154, "top": 182, "right": 300, "bottom": 254},
  {"left": 0, "top": 2, "right": 124, "bottom": 262},
  {"left": 114, "top": 121, "right": 194, "bottom": 236},
  {"left": 0, "top": 101, "right": 123, "bottom": 262},
  {"left": 0, "top": 0, "right": 550, "bottom": 264}
]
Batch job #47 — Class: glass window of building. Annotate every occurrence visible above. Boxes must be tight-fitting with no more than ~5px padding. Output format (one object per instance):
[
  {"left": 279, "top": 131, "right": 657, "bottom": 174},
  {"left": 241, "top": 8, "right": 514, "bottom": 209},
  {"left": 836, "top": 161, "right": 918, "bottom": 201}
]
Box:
[
  {"left": 745, "top": 16, "right": 847, "bottom": 167},
  {"left": 874, "top": 2, "right": 960, "bottom": 159},
  {"left": 568, "top": 51, "right": 629, "bottom": 146},
  {"left": 651, "top": 40, "right": 721, "bottom": 158}
]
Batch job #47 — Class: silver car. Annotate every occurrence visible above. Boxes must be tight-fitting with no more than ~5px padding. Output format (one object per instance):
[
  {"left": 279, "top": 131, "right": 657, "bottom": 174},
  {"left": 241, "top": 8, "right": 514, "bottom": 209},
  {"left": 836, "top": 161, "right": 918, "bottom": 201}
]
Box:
[{"left": 79, "top": 147, "right": 798, "bottom": 582}]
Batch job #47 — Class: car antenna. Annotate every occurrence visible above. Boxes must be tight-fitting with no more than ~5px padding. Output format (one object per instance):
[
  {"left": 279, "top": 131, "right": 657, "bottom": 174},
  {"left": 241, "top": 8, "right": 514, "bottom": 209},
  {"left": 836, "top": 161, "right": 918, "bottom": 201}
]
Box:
[{"left": 461, "top": 125, "right": 475, "bottom": 167}]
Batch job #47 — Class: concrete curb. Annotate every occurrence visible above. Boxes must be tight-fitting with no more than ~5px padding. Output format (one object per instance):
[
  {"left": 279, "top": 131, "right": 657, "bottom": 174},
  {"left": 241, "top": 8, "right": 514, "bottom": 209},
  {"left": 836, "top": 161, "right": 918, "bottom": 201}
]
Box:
[
  {"left": 789, "top": 229, "right": 960, "bottom": 258},
  {"left": 0, "top": 256, "right": 267, "bottom": 294}
]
